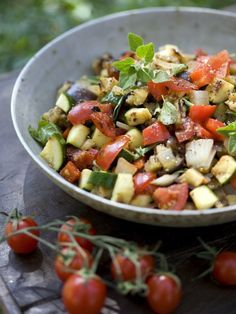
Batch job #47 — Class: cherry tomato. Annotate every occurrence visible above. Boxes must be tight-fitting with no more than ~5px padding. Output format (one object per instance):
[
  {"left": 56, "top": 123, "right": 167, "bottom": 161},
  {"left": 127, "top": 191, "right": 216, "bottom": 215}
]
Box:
[
  {"left": 213, "top": 251, "right": 236, "bottom": 285},
  {"left": 134, "top": 172, "right": 156, "bottom": 195},
  {"left": 189, "top": 105, "right": 216, "bottom": 123},
  {"left": 143, "top": 122, "right": 170, "bottom": 146},
  {"left": 54, "top": 247, "right": 93, "bottom": 282},
  {"left": 175, "top": 117, "right": 195, "bottom": 143},
  {"left": 147, "top": 273, "right": 182, "bottom": 314},
  {"left": 67, "top": 148, "right": 98, "bottom": 171},
  {"left": 68, "top": 101, "right": 113, "bottom": 125},
  {"left": 62, "top": 274, "right": 107, "bottom": 314},
  {"left": 5, "top": 216, "right": 39, "bottom": 254},
  {"left": 58, "top": 218, "right": 96, "bottom": 252},
  {"left": 153, "top": 183, "right": 188, "bottom": 211},
  {"left": 96, "top": 135, "right": 130, "bottom": 170},
  {"left": 91, "top": 112, "right": 116, "bottom": 138},
  {"left": 111, "top": 252, "right": 155, "bottom": 281}
]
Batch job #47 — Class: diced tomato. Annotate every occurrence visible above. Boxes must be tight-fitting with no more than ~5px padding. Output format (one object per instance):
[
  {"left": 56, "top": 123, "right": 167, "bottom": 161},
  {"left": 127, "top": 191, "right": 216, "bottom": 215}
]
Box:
[
  {"left": 134, "top": 172, "right": 156, "bottom": 195},
  {"left": 175, "top": 117, "right": 195, "bottom": 143},
  {"left": 189, "top": 105, "right": 216, "bottom": 123},
  {"left": 96, "top": 135, "right": 130, "bottom": 170},
  {"left": 60, "top": 161, "right": 81, "bottom": 183},
  {"left": 62, "top": 127, "right": 71, "bottom": 139},
  {"left": 147, "top": 81, "right": 169, "bottom": 101},
  {"left": 195, "top": 123, "right": 214, "bottom": 139},
  {"left": 143, "top": 122, "right": 170, "bottom": 146},
  {"left": 190, "top": 50, "right": 230, "bottom": 87},
  {"left": 153, "top": 183, "right": 188, "bottom": 211},
  {"left": 91, "top": 112, "right": 116, "bottom": 138},
  {"left": 133, "top": 158, "right": 145, "bottom": 170},
  {"left": 68, "top": 101, "right": 113, "bottom": 125},
  {"left": 148, "top": 78, "right": 197, "bottom": 101},
  {"left": 230, "top": 174, "right": 236, "bottom": 190},
  {"left": 167, "top": 77, "right": 198, "bottom": 91},
  {"left": 68, "top": 149, "right": 99, "bottom": 171},
  {"left": 204, "top": 118, "right": 225, "bottom": 141}
]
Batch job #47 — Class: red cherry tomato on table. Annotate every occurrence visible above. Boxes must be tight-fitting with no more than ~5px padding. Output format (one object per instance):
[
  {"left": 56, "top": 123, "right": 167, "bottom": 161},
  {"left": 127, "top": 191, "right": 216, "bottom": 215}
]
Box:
[
  {"left": 153, "top": 183, "right": 188, "bottom": 211},
  {"left": 213, "top": 251, "right": 236, "bottom": 285},
  {"left": 5, "top": 215, "right": 39, "bottom": 254},
  {"left": 54, "top": 247, "right": 93, "bottom": 282},
  {"left": 58, "top": 218, "right": 96, "bottom": 253},
  {"left": 147, "top": 273, "right": 182, "bottom": 314},
  {"left": 111, "top": 252, "right": 155, "bottom": 281},
  {"left": 62, "top": 274, "right": 107, "bottom": 314}
]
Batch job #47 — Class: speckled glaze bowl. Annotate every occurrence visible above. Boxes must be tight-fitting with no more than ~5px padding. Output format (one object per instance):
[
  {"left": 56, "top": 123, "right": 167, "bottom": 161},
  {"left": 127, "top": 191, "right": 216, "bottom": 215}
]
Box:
[{"left": 11, "top": 7, "right": 236, "bottom": 227}]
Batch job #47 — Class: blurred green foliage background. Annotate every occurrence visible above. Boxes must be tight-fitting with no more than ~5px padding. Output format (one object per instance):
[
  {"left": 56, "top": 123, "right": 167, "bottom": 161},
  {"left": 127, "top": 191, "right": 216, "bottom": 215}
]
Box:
[{"left": 0, "top": 0, "right": 235, "bottom": 73}]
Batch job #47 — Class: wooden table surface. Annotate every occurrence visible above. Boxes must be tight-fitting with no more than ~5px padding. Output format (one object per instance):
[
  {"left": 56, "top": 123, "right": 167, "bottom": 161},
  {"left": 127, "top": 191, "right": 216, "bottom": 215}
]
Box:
[{"left": 2, "top": 25, "right": 236, "bottom": 312}]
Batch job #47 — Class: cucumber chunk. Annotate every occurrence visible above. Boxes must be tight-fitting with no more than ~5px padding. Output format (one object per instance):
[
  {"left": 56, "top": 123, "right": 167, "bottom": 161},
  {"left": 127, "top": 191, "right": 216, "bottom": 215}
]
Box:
[
  {"left": 211, "top": 155, "right": 236, "bottom": 184},
  {"left": 67, "top": 124, "right": 90, "bottom": 148},
  {"left": 111, "top": 173, "right": 134, "bottom": 204},
  {"left": 190, "top": 186, "right": 218, "bottom": 209},
  {"left": 118, "top": 149, "right": 136, "bottom": 162},
  {"left": 89, "top": 171, "right": 117, "bottom": 189},
  {"left": 40, "top": 135, "right": 64, "bottom": 171},
  {"left": 79, "top": 169, "right": 93, "bottom": 191},
  {"left": 55, "top": 92, "right": 72, "bottom": 113}
]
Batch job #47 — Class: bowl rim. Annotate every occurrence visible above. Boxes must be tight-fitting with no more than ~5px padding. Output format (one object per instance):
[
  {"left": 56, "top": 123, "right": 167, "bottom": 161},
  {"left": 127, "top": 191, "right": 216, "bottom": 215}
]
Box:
[{"left": 11, "top": 6, "right": 236, "bottom": 219}]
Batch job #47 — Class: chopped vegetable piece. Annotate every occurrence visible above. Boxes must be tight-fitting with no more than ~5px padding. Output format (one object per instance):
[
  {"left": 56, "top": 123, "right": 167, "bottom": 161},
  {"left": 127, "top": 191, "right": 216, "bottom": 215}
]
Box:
[
  {"left": 175, "top": 117, "right": 195, "bottom": 143},
  {"left": 204, "top": 118, "right": 225, "bottom": 141},
  {"left": 60, "top": 161, "right": 81, "bottom": 183},
  {"left": 96, "top": 135, "right": 130, "bottom": 170},
  {"left": 143, "top": 122, "right": 170, "bottom": 146},
  {"left": 189, "top": 105, "right": 216, "bottom": 123},
  {"left": 89, "top": 171, "right": 117, "bottom": 189},
  {"left": 211, "top": 155, "right": 236, "bottom": 184},
  {"left": 91, "top": 112, "right": 116, "bottom": 138},
  {"left": 134, "top": 172, "right": 156, "bottom": 194},
  {"left": 115, "top": 157, "right": 137, "bottom": 175},
  {"left": 153, "top": 183, "right": 188, "bottom": 210},
  {"left": 111, "top": 173, "right": 134, "bottom": 204},
  {"left": 190, "top": 186, "right": 218, "bottom": 209}
]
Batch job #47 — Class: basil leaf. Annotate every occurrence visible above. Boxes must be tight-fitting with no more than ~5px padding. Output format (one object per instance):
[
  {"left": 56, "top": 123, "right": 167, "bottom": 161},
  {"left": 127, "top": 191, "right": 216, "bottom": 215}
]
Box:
[
  {"left": 128, "top": 33, "right": 144, "bottom": 51},
  {"left": 159, "top": 101, "right": 178, "bottom": 125},
  {"left": 136, "top": 43, "right": 154, "bottom": 62},
  {"left": 101, "top": 91, "right": 122, "bottom": 105},
  {"left": 137, "top": 67, "right": 153, "bottom": 83},
  {"left": 113, "top": 95, "right": 126, "bottom": 121},
  {"left": 29, "top": 120, "right": 64, "bottom": 146},
  {"left": 217, "top": 121, "right": 236, "bottom": 136},
  {"left": 28, "top": 125, "right": 42, "bottom": 143},
  {"left": 171, "top": 64, "right": 187, "bottom": 76},
  {"left": 228, "top": 135, "right": 236, "bottom": 153},
  {"left": 119, "top": 70, "right": 137, "bottom": 90},
  {"left": 152, "top": 70, "right": 170, "bottom": 83},
  {"left": 134, "top": 145, "right": 155, "bottom": 158},
  {"left": 112, "top": 57, "right": 135, "bottom": 73}
]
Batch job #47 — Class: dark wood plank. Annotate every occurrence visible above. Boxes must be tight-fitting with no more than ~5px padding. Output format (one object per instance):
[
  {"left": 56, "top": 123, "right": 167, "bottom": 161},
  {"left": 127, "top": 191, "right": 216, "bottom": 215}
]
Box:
[{"left": 1, "top": 67, "right": 236, "bottom": 314}]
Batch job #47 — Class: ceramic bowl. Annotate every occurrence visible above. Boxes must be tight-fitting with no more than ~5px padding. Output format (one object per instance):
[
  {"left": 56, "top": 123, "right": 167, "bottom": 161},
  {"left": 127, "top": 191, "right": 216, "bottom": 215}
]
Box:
[{"left": 11, "top": 7, "right": 236, "bottom": 227}]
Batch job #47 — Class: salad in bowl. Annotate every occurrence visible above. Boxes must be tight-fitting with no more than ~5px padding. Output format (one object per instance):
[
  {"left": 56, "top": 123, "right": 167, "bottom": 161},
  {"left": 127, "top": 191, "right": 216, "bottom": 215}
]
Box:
[{"left": 29, "top": 32, "right": 236, "bottom": 211}]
